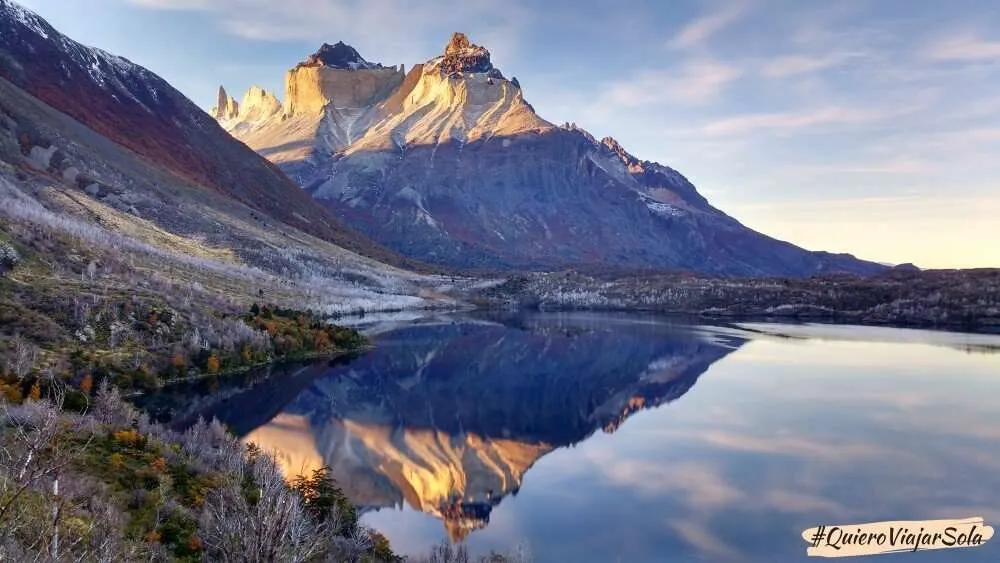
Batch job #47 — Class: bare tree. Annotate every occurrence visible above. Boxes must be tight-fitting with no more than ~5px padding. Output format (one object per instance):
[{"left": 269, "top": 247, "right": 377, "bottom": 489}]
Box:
[
  {"left": 8, "top": 334, "right": 39, "bottom": 380},
  {"left": 91, "top": 379, "right": 137, "bottom": 428},
  {"left": 415, "top": 541, "right": 533, "bottom": 563}
]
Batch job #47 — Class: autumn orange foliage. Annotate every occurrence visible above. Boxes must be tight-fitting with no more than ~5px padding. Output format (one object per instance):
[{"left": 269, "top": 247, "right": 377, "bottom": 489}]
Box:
[
  {"left": 171, "top": 352, "right": 185, "bottom": 369},
  {"left": 150, "top": 457, "right": 168, "bottom": 474},
  {"left": 113, "top": 429, "right": 144, "bottom": 447}
]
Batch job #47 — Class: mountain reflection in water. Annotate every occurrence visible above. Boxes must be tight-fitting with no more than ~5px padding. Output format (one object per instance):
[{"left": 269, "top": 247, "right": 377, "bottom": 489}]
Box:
[{"left": 203, "top": 313, "right": 747, "bottom": 541}]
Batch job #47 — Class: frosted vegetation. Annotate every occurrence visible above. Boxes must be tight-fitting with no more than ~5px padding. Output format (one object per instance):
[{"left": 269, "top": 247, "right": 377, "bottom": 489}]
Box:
[
  {"left": 0, "top": 240, "right": 18, "bottom": 271},
  {"left": 0, "top": 176, "right": 438, "bottom": 317},
  {"left": 0, "top": 382, "right": 532, "bottom": 561},
  {"left": 472, "top": 271, "right": 1000, "bottom": 331}
]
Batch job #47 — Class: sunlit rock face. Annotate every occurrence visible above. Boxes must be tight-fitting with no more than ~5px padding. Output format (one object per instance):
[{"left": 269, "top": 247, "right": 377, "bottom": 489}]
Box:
[
  {"left": 284, "top": 64, "right": 404, "bottom": 117},
  {"left": 435, "top": 32, "right": 500, "bottom": 77},
  {"left": 229, "top": 314, "right": 746, "bottom": 540},
  {"left": 238, "top": 85, "right": 282, "bottom": 122},
  {"left": 215, "top": 41, "right": 405, "bottom": 184},
  {"left": 211, "top": 85, "right": 239, "bottom": 120}
]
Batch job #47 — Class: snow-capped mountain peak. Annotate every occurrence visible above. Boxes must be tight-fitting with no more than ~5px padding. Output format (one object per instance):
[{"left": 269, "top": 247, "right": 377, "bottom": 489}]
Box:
[{"left": 299, "top": 41, "right": 383, "bottom": 71}]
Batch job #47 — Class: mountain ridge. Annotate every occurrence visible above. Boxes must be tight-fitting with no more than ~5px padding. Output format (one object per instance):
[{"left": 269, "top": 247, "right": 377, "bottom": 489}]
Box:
[{"left": 216, "top": 33, "right": 886, "bottom": 278}]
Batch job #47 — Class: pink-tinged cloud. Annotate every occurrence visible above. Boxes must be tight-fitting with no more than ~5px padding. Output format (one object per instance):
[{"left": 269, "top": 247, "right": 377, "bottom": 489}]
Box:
[
  {"left": 125, "top": 0, "right": 210, "bottom": 9},
  {"left": 925, "top": 32, "right": 1000, "bottom": 61},
  {"left": 760, "top": 52, "right": 857, "bottom": 77},
  {"left": 605, "top": 59, "right": 743, "bottom": 107},
  {"left": 701, "top": 106, "right": 891, "bottom": 135}
]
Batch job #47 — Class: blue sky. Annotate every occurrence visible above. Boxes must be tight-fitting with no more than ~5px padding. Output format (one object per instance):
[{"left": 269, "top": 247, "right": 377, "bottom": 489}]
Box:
[{"left": 16, "top": 0, "right": 1000, "bottom": 268}]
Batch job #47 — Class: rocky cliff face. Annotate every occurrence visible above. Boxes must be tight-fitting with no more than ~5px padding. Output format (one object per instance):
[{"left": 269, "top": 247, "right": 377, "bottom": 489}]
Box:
[
  {"left": 284, "top": 64, "right": 403, "bottom": 117},
  {"left": 216, "top": 43, "right": 406, "bottom": 191},
  {"left": 215, "top": 47, "right": 403, "bottom": 122},
  {"left": 216, "top": 32, "right": 886, "bottom": 277}
]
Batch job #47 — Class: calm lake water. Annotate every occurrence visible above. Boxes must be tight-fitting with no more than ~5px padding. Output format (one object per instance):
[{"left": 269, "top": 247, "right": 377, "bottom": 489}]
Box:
[{"left": 186, "top": 312, "right": 1000, "bottom": 562}]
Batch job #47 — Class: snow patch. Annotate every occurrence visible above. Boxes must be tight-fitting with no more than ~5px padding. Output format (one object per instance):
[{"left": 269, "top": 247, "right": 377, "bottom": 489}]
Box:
[
  {"left": 647, "top": 162, "right": 689, "bottom": 188},
  {"left": 645, "top": 200, "right": 685, "bottom": 218},
  {"left": 4, "top": 1, "right": 50, "bottom": 39}
]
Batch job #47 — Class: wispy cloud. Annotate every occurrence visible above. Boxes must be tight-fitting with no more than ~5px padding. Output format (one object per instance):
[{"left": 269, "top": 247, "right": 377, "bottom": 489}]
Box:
[
  {"left": 701, "top": 105, "right": 893, "bottom": 136},
  {"left": 122, "top": 0, "right": 529, "bottom": 64},
  {"left": 924, "top": 31, "right": 1000, "bottom": 61},
  {"left": 785, "top": 159, "right": 935, "bottom": 175},
  {"left": 604, "top": 59, "right": 742, "bottom": 106},
  {"left": 668, "top": 519, "right": 745, "bottom": 563},
  {"left": 668, "top": 1, "right": 746, "bottom": 50},
  {"left": 760, "top": 52, "right": 859, "bottom": 77},
  {"left": 126, "top": 0, "right": 209, "bottom": 8}
]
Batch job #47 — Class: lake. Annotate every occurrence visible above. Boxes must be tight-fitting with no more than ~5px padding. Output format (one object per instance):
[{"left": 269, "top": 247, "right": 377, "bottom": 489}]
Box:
[{"left": 184, "top": 312, "right": 1000, "bottom": 562}]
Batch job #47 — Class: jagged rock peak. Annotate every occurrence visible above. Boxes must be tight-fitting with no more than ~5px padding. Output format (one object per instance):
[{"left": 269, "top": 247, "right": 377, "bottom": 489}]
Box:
[
  {"left": 601, "top": 136, "right": 641, "bottom": 167},
  {"left": 212, "top": 85, "right": 239, "bottom": 120},
  {"left": 445, "top": 32, "right": 476, "bottom": 56},
  {"left": 239, "top": 85, "right": 283, "bottom": 121},
  {"left": 432, "top": 32, "right": 503, "bottom": 79},
  {"left": 561, "top": 122, "right": 597, "bottom": 144},
  {"left": 299, "top": 41, "right": 383, "bottom": 70}
]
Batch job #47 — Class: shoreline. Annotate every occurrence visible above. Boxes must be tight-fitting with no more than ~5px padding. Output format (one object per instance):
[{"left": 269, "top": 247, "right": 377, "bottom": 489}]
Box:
[
  {"left": 468, "top": 303, "right": 1000, "bottom": 336},
  {"left": 123, "top": 344, "right": 375, "bottom": 399}
]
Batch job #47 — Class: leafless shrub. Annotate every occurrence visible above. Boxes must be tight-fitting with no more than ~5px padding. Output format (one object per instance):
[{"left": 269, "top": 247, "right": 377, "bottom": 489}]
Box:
[
  {"left": 198, "top": 452, "right": 328, "bottom": 563},
  {"left": 414, "top": 541, "right": 532, "bottom": 563},
  {"left": 171, "top": 418, "right": 243, "bottom": 475},
  {"left": 329, "top": 525, "right": 375, "bottom": 563},
  {"left": 91, "top": 379, "right": 138, "bottom": 427}
]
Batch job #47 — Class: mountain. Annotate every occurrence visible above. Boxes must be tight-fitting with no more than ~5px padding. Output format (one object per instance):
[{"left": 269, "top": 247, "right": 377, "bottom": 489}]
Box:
[
  {"left": 217, "top": 33, "right": 886, "bottom": 277},
  {"left": 201, "top": 315, "right": 746, "bottom": 541}
]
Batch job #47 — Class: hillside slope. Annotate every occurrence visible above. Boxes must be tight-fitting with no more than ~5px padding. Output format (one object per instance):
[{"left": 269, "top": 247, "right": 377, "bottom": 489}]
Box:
[{"left": 0, "top": 0, "right": 424, "bottom": 268}]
